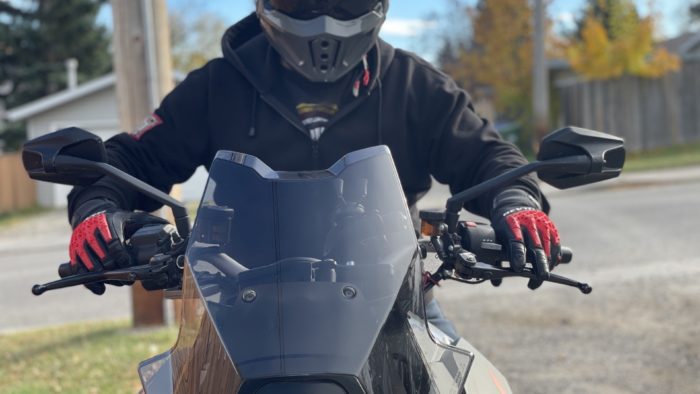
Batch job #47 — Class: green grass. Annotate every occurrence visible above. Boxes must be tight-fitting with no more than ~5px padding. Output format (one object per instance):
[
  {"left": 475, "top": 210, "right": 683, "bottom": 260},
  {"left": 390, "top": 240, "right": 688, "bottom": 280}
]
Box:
[
  {"left": 0, "top": 320, "right": 178, "bottom": 394},
  {"left": 623, "top": 142, "right": 700, "bottom": 172},
  {"left": 0, "top": 206, "right": 48, "bottom": 228}
]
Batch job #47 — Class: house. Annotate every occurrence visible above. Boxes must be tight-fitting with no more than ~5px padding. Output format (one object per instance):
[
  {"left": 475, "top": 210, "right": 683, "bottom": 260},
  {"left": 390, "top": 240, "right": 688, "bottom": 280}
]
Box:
[
  {"left": 660, "top": 32, "right": 700, "bottom": 61},
  {"left": 5, "top": 72, "right": 207, "bottom": 208}
]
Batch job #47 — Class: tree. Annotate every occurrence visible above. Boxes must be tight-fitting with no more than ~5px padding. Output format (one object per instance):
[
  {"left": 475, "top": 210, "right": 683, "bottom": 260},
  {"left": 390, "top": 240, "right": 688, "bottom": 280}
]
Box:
[
  {"left": 0, "top": 0, "right": 111, "bottom": 151},
  {"left": 169, "top": 10, "right": 227, "bottom": 73},
  {"left": 574, "top": 0, "right": 639, "bottom": 40},
  {"left": 691, "top": 3, "right": 700, "bottom": 23},
  {"left": 443, "top": 0, "right": 535, "bottom": 127},
  {"left": 565, "top": 0, "right": 680, "bottom": 80}
]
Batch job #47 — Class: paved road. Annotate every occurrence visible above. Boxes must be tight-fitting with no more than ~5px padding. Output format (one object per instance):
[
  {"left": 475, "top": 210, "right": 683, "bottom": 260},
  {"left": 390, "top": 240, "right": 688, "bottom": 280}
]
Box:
[
  {"left": 0, "top": 210, "right": 131, "bottom": 333},
  {"left": 1, "top": 166, "right": 698, "bottom": 393},
  {"left": 424, "top": 170, "right": 700, "bottom": 394}
]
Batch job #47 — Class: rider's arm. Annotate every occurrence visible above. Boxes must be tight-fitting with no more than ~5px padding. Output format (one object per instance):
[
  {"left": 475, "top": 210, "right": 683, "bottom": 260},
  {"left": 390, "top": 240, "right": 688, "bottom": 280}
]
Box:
[
  {"left": 409, "top": 62, "right": 561, "bottom": 277},
  {"left": 409, "top": 62, "right": 545, "bottom": 218},
  {"left": 67, "top": 65, "right": 212, "bottom": 223}
]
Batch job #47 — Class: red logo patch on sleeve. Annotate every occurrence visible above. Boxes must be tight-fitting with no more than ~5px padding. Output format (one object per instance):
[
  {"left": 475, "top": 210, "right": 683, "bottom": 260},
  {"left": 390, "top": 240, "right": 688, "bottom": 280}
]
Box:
[{"left": 131, "top": 113, "right": 163, "bottom": 140}]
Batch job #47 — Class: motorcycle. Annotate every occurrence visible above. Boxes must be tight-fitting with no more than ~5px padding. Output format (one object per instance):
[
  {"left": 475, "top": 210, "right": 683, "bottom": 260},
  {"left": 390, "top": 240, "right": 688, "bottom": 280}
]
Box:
[{"left": 23, "top": 126, "right": 624, "bottom": 393}]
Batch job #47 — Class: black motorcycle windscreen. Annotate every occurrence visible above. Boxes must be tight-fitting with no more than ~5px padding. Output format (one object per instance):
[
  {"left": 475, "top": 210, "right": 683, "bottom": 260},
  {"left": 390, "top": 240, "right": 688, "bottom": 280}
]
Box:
[{"left": 141, "top": 146, "right": 472, "bottom": 393}]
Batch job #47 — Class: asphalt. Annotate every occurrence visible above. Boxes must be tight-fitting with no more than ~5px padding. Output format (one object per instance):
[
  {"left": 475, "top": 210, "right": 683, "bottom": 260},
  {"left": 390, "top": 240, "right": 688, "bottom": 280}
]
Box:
[
  {"left": 0, "top": 166, "right": 700, "bottom": 333},
  {"left": 0, "top": 164, "right": 698, "bottom": 393}
]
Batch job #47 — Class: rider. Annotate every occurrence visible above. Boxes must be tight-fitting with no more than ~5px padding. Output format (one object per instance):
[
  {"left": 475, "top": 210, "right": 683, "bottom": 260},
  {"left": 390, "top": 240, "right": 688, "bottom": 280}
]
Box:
[{"left": 66, "top": 0, "right": 561, "bottom": 339}]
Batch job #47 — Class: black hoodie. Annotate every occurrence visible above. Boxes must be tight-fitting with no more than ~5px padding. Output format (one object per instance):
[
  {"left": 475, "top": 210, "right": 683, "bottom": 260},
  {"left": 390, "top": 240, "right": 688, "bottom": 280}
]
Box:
[{"left": 68, "top": 13, "right": 543, "bottom": 223}]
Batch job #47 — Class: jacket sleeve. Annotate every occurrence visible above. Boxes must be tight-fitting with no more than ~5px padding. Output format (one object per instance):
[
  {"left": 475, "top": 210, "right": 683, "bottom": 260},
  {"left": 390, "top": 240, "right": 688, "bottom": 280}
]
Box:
[
  {"left": 67, "top": 66, "right": 211, "bottom": 221},
  {"left": 413, "top": 66, "right": 545, "bottom": 218}
]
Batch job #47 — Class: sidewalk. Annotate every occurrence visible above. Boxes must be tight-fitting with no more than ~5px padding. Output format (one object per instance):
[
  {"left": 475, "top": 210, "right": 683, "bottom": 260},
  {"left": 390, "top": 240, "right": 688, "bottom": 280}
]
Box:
[
  {"left": 0, "top": 209, "right": 70, "bottom": 253},
  {"left": 541, "top": 164, "right": 700, "bottom": 195},
  {"left": 0, "top": 208, "right": 131, "bottom": 334}
]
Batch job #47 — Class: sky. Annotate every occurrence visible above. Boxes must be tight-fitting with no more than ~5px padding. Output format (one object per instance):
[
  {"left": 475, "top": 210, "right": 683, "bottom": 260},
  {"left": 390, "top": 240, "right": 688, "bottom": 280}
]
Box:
[
  {"left": 152, "top": 0, "right": 695, "bottom": 61},
  {"left": 87, "top": 0, "right": 696, "bottom": 63}
]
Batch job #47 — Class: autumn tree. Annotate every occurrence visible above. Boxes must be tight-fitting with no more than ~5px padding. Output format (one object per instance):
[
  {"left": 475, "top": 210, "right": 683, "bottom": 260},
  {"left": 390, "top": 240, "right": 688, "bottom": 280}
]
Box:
[
  {"left": 565, "top": 0, "right": 680, "bottom": 80},
  {"left": 443, "top": 0, "right": 534, "bottom": 125}
]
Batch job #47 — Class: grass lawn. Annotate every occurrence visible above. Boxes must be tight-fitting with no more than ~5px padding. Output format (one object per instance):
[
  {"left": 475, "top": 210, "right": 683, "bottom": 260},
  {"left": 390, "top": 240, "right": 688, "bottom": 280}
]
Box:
[
  {"left": 623, "top": 142, "right": 700, "bottom": 172},
  {"left": 0, "top": 206, "right": 48, "bottom": 228},
  {"left": 0, "top": 320, "right": 178, "bottom": 394}
]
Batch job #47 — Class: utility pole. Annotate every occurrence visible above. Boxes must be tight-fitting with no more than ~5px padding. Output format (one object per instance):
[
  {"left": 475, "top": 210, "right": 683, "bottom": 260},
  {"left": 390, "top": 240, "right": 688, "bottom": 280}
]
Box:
[
  {"left": 111, "top": 0, "right": 174, "bottom": 327},
  {"left": 533, "top": 0, "right": 550, "bottom": 145}
]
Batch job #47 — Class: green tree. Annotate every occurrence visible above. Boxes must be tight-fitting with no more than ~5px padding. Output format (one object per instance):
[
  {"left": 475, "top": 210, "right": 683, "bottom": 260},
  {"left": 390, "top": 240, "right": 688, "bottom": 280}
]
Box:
[
  {"left": 691, "top": 3, "right": 700, "bottom": 22},
  {"left": 0, "top": 0, "right": 111, "bottom": 151}
]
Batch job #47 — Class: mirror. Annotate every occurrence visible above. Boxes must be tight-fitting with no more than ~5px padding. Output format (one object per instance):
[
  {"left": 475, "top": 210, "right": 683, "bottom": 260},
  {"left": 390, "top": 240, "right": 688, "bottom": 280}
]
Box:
[
  {"left": 537, "top": 126, "right": 625, "bottom": 189},
  {"left": 22, "top": 127, "right": 108, "bottom": 186}
]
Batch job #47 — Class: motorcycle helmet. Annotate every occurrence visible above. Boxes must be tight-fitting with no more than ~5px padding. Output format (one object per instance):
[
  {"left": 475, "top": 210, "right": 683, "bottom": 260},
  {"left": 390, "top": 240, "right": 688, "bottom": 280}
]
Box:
[{"left": 256, "top": 0, "right": 388, "bottom": 83}]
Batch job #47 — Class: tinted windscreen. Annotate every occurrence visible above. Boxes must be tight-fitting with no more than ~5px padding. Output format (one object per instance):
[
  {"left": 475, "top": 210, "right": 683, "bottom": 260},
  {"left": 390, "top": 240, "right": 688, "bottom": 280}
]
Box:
[
  {"left": 193, "top": 147, "right": 414, "bottom": 269},
  {"left": 186, "top": 147, "right": 420, "bottom": 381}
]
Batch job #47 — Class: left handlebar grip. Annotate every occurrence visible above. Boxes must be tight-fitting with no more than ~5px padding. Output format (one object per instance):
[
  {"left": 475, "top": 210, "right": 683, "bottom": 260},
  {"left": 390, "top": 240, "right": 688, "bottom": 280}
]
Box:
[{"left": 58, "top": 262, "right": 72, "bottom": 278}]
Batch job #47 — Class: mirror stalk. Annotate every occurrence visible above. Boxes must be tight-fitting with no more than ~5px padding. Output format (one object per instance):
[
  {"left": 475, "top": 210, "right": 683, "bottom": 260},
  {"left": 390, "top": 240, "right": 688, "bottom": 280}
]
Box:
[
  {"left": 54, "top": 156, "right": 191, "bottom": 238},
  {"left": 444, "top": 155, "right": 591, "bottom": 232}
]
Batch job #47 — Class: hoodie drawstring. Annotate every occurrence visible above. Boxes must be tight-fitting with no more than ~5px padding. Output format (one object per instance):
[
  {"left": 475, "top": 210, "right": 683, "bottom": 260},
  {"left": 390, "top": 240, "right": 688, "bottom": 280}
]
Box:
[
  {"left": 249, "top": 89, "right": 258, "bottom": 138},
  {"left": 374, "top": 43, "right": 384, "bottom": 146},
  {"left": 353, "top": 55, "right": 371, "bottom": 98},
  {"left": 352, "top": 49, "right": 384, "bottom": 146},
  {"left": 377, "top": 78, "right": 384, "bottom": 145}
]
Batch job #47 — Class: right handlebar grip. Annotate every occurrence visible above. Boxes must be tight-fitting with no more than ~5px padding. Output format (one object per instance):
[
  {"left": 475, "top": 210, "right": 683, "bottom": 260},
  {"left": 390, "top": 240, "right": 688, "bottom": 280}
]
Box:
[{"left": 58, "top": 262, "right": 72, "bottom": 278}]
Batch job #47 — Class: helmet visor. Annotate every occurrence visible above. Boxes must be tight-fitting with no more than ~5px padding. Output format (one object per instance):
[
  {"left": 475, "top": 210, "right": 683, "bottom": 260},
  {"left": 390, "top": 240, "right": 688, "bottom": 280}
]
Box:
[{"left": 266, "top": 0, "right": 382, "bottom": 21}]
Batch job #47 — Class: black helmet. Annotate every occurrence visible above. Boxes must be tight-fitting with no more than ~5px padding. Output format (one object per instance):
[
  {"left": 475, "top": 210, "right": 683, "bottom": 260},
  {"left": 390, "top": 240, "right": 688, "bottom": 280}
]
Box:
[{"left": 256, "top": 0, "right": 388, "bottom": 83}]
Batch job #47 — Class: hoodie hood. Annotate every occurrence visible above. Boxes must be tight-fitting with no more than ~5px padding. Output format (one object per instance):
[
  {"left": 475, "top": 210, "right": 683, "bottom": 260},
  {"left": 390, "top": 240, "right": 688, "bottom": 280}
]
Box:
[{"left": 221, "top": 13, "right": 395, "bottom": 97}]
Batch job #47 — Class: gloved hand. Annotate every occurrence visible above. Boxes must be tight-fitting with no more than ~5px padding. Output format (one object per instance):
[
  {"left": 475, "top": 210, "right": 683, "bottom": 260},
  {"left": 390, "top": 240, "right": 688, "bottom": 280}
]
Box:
[
  {"left": 69, "top": 200, "right": 168, "bottom": 295},
  {"left": 491, "top": 189, "right": 561, "bottom": 289}
]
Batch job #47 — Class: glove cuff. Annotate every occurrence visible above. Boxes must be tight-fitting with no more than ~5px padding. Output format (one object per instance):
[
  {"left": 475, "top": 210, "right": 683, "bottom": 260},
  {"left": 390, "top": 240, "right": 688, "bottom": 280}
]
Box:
[
  {"left": 491, "top": 188, "right": 541, "bottom": 222},
  {"left": 70, "top": 198, "right": 118, "bottom": 229}
]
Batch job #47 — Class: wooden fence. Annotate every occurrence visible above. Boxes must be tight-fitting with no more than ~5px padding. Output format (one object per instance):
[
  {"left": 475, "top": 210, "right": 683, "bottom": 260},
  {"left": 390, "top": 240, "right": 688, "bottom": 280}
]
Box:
[
  {"left": 556, "top": 61, "right": 700, "bottom": 152},
  {"left": 0, "top": 153, "right": 36, "bottom": 214}
]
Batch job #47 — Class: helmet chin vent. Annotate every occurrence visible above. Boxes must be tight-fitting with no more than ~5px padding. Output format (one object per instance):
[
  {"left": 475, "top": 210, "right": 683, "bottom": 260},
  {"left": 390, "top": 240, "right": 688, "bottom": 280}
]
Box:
[{"left": 311, "top": 38, "right": 340, "bottom": 75}]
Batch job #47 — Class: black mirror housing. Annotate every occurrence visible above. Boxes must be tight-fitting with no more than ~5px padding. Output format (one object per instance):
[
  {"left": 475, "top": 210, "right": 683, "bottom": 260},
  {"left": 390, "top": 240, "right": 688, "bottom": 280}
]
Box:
[
  {"left": 537, "top": 126, "right": 625, "bottom": 189},
  {"left": 22, "top": 127, "right": 108, "bottom": 186}
]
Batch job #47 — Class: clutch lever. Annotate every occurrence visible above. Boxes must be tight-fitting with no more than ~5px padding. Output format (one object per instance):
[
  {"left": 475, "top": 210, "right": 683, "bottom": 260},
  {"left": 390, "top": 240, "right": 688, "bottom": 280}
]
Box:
[{"left": 32, "top": 259, "right": 173, "bottom": 296}]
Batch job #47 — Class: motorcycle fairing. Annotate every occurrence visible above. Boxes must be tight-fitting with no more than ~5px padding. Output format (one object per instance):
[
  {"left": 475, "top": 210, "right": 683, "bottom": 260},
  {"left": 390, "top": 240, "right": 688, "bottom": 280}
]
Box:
[{"left": 139, "top": 146, "right": 472, "bottom": 393}]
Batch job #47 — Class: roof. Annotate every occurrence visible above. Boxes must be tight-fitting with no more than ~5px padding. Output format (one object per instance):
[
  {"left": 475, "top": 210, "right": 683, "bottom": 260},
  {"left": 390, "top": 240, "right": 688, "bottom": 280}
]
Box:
[
  {"left": 5, "top": 71, "right": 185, "bottom": 122},
  {"left": 6, "top": 74, "right": 116, "bottom": 122},
  {"left": 660, "top": 32, "right": 700, "bottom": 58}
]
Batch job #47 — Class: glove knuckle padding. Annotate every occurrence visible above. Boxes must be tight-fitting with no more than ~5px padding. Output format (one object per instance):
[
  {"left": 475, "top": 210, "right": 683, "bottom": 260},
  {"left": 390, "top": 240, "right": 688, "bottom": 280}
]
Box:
[
  {"left": 69, "top": 209, "right": 168, "bottom": 278},
  {"left": 70, "top": 212, "right": 113, "bottom": 270},
  {"left": 496, "top": 208, "right": 561, "bottom": 270},
  {"left": 505, "top": 214, "right": 524, "bottom": 242}
]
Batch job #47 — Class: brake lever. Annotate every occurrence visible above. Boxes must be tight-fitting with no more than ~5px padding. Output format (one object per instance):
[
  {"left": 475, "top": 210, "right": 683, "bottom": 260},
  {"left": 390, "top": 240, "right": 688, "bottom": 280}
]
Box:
[{"left": 456, "top": 262, "right": 593, "bottom": 294}]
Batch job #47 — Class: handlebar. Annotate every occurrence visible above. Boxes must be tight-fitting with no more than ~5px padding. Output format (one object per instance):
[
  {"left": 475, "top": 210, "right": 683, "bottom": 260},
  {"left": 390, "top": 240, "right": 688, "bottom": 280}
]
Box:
[
  {"left": 32, "top": 226, "right": 186, "bottom": 296},
  {"left": 458, "top": 221, "right": 572, "bottom": 265},
  {"left": 58, "top": 262, "right": 72, "bottom": 278},
  {"left": 421, "top": 221, "right": 591, "bottom": 294}
]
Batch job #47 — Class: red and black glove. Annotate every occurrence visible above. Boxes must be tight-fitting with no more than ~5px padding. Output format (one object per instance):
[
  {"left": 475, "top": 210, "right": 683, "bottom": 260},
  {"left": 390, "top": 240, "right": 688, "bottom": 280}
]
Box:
[
  {"left": 492, "top": 189, "right": 561, "bottom": 289},
  {"left": 69, "top": 200, "right": 168, "bottom": 294}
]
